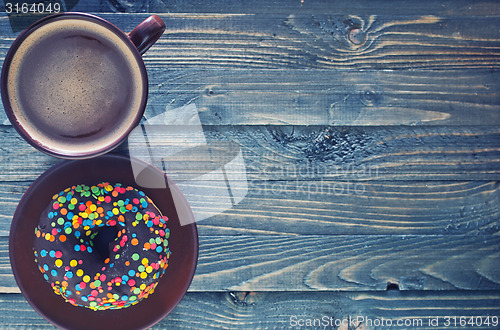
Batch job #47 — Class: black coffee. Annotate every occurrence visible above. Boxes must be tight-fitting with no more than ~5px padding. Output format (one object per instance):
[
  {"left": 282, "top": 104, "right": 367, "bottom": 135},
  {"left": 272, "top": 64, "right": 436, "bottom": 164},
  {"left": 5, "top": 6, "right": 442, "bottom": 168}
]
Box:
[{"left": 5, "top": 17, "right": 144, "bottom": 155}]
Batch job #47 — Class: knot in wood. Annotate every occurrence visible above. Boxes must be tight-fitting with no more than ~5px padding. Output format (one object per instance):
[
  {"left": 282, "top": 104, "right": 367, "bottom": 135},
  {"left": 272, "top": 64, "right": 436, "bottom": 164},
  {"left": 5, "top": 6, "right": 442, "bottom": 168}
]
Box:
[
  {"left": 348, "top": 28, "right": 366, "bottom": 45},
  {"left": 360, "top": 90, "right": 380, "bottom": 107},
  {"left": 227, "top": 292, "right": 261, "bottom": 306}
]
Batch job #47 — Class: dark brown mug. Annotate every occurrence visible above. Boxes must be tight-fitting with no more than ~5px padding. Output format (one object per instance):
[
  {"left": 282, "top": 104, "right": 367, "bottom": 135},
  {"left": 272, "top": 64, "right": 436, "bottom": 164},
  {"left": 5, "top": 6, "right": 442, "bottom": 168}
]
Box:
[{"left": 1, "top": 12, "right": 165, "bottom": 159}]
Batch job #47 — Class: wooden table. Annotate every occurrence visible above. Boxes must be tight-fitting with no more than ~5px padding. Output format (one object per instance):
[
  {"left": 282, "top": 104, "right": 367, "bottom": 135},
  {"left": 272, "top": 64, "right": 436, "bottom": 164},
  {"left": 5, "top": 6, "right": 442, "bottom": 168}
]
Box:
[{"left": 0, "top": 0, "right": 499, "bottom": 328}]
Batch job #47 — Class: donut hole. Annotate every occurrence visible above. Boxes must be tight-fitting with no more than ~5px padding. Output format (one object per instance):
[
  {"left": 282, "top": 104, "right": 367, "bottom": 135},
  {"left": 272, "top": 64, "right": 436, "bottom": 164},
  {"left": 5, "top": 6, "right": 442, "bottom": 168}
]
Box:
[{"left": 92, "top": 225, "right": 120, "bottom": 261}]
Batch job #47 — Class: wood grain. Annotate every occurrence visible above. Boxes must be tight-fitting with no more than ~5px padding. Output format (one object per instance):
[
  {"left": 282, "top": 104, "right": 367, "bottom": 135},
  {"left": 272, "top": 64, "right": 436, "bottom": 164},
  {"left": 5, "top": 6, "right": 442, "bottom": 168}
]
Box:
[
  {"left": 3, "top": 11, "right": 500, "bottom": 70},
  {"left": 0, "top": 291, "right": 499, "bottom": 329},
  {"left": 141, "top": 14, "right": 500, "bottom": 70},
  {"left": 0, "top": 235, "right": 498, "bottom": 291},
  {"left": 0, "top": 125, "right": 498, "bottom": 236},
  {"left": 142, "top": 68, "right": 500, "bottom": 126},
  {"left": 205, "top": 180, "right": 500, "bottom": 236},
  {"left": 133, "top": 125, "right": 500, "bottom": 181},
  {"left": 0, "top": 126, "right": 498, "bottom": 182},
  {"left": 1, "top": 179, "right": 498, "bottom": 236},
  {"left": 47, "top": 0, "right": 500, "bottom": 16},
  {"left": 3, "top": 0, "right": 498, "bottom": 18},
  {"left": 2, "top": 67, "right": 498, "bottom": 126},
  {"left": 192, "top": 235, "right": 500, "bottom": 291},
  {"left": 1, "top": 11, "right": 499, "bottom": 125},
  {"left": 147, "top": 0, "right": 500, "bottom": 16},
  {"left": 0, "top": 1, "right": 499, "bottom": 327}
]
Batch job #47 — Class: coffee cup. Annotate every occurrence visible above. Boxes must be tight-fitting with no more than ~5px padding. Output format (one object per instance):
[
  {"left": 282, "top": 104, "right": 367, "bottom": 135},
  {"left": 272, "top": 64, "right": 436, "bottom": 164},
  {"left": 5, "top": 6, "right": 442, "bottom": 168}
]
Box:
[{"left": 1, "top": 12, "right": 165, "bottom": 159}]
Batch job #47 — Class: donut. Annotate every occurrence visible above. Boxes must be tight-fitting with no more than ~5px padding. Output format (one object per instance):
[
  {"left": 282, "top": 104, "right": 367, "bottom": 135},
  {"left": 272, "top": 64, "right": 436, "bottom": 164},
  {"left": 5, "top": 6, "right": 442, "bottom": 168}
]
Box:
[{"left": 33, "top": 182, "right": 171, "bottom": 311}]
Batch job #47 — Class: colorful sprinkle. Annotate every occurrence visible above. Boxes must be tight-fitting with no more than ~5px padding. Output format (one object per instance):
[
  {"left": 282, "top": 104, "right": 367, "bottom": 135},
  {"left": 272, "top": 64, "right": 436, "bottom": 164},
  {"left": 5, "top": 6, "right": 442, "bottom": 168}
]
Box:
[{"left": 33, "top": 182, "right": 171, "bottom": 311}]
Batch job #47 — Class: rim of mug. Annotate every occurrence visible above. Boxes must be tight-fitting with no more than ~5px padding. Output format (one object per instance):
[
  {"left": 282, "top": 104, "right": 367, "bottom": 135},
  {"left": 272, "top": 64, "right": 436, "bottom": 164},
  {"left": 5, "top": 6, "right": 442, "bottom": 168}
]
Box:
[{"left": 0, "top": 12, "right": 149, "bottom": 159}]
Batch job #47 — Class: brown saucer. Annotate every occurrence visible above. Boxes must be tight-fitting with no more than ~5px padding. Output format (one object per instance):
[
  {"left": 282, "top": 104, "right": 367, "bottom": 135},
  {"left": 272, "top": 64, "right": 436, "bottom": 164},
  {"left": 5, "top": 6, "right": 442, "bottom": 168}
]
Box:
[{"left": 9, "top": 154, "right": 198, "bottom": 329}]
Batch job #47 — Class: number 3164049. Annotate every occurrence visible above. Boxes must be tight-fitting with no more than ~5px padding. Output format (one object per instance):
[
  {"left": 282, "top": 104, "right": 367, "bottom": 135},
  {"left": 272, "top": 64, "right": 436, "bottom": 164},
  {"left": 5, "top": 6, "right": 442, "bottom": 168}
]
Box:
[
  {"left": 5, "top": 2, "right": 61, "bottom": 14},
  {"left": 443, "top": 316, "right": 499, "bottom": 327}
]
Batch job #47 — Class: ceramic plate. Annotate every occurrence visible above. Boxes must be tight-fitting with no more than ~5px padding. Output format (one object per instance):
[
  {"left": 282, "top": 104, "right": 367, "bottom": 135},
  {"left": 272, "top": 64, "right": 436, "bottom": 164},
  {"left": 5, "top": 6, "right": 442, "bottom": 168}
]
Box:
[{"left": 9, "top": 154, "right": 198, "bottom": 330}]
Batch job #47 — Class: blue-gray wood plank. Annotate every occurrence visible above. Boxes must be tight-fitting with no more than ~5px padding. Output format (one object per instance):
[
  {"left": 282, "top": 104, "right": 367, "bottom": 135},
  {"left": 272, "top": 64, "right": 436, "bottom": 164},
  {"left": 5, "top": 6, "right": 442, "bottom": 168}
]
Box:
[
  {"left": 0, "top": 0, "right": 499, "bottom": 328},
  {"left": 0, "top": 291, "right": 499, "bottom": 329}
]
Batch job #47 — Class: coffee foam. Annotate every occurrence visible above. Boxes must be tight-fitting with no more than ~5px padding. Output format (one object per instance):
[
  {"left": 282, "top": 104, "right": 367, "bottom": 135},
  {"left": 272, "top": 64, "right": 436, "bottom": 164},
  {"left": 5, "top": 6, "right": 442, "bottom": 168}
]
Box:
[{"left": 6, "top": 17, "right": 145, "bottom": 157}]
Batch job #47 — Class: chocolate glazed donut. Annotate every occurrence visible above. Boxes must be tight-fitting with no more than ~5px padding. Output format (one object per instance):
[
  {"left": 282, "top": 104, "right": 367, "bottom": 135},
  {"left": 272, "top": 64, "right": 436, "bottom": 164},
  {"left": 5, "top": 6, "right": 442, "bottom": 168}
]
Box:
[{"left": 33, "top": 182, "right": 171, "bottom": 311}]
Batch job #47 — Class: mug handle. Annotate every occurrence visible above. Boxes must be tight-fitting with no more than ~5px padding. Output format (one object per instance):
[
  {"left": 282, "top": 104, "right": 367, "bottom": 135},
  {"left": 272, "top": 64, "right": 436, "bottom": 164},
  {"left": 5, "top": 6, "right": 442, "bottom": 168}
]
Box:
[{"left": 128, "top": 15, "right": 166, "bottom": 55}]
